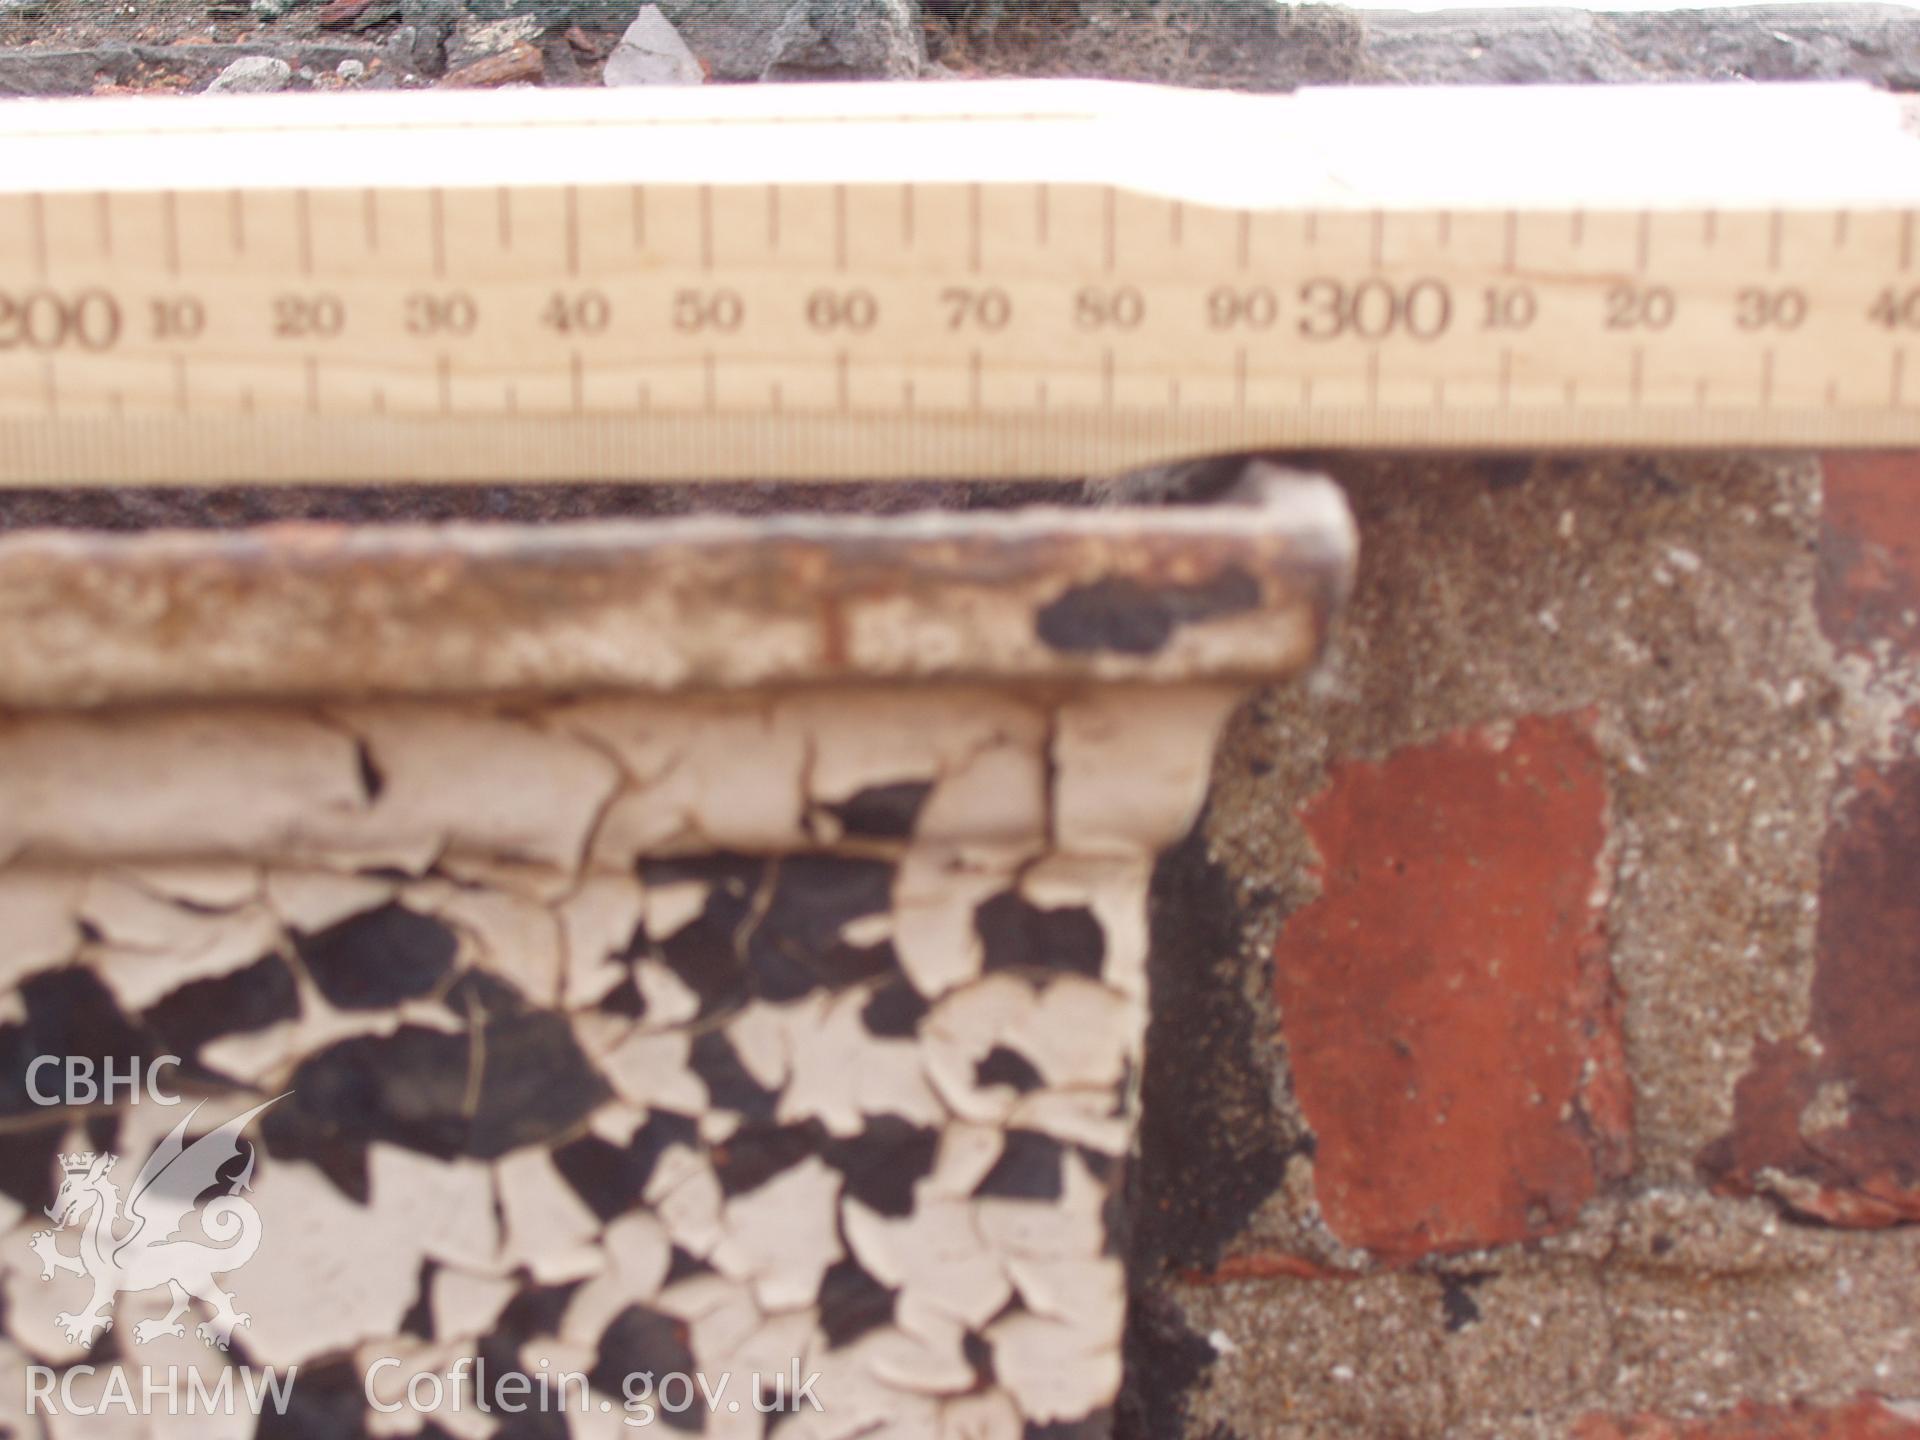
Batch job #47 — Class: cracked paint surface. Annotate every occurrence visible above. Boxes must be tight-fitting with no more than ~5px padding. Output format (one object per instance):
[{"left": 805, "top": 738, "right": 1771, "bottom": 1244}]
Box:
[{"left": 0, "top": 681, "right": 1239, "bottom": 1439}]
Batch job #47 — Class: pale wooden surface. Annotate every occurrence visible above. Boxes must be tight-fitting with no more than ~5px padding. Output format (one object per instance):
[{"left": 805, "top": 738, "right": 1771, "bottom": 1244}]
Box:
[{"left": 0, "top": 80, "right": 1915, "bottom": 483}]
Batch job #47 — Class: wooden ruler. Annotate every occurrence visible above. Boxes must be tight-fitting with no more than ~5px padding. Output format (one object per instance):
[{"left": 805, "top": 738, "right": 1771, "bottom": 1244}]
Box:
[{"left": 0, "top": 79, "right": 1916, "bottom": 484}]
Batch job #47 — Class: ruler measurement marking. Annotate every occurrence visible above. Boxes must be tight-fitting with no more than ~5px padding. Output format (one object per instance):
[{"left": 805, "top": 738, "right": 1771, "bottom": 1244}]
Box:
[
  {"left": 42, "top": 359, "right": 55, "bottom": 416},
  {"left": 1894, "top": 350, "right": 1908, "bottom": 406},
  {"left": 969, "top": 349, "right": 982, "bottom": 414},
  {"left": 1834, "top": 209, "right": 1850, "bottom": 247},
  {"left": 836, "top": 350, "right": 849, "bottom": 412},
  {"left": 162, "top": 191, "right": 180, "bottom": 276},
  {"left": 967, "top": 183, "right": 981, "bottom": 274},
  {"left": 1500, "top": 346, "right": 1513, "bottom": 406},
  {"left": 94, "top": 193, "right": 112, "bottom": 257},
  {"left": 900, "top": 184, "right": 914, "bottom": 246},
  {"left": 1103, "top": 186, "right": 1117, "bottom": 272},
  {"left": 1101, "top": 345, "right": 1114, "bottom": 411},
  {"left": 1570, "top": 208, "right": 1585, "bottom": 247},
  {"left": 1234, "top": 346, "right": 1247, "bottom": 416},
  {"left": 1767, "top": 209, "right": 1783, "bottom": 270},
  {"left": 1170, "top": 201, "right": 1184, "bottom": 246},
  {"left": 296, "top": 190, "right": 312, "bottom": 276},
  {"left": 703, "top": 353, "right": 716, "bottom": 412},
  {"left": 1035, "top": 183, "right": 1049, "bottom": 245},
  {"left": 698, "top": 184, "right": 713, "bottom": 271},
  {"left": 1236, "top": 212, "right": 1250, "bottom": 269},
  {"left": 834, "top": 183, "right": 848, "bottom": 272},
  {"left": 1761, "top": 347, "right": 1775, "bottom": 408},
  {"left": 1903, "top": 211, "right": 1915, "bottom": 271},
  {"left": 304, "top": 356, "right": 318, "bottom": 415},
  {"left": 228, "top": 190, "right": 246, "bottom": 254},
  {"left": 571, "top": 351, "right": 584, "bottom": 413},
  {"left": 172, "top": 354, "right": 187, "bottom": 414},
  {"left": 364, "top": 188, "right": 381, "bottom": 252},
  {"left": 438, "top": 354, "right": 451, "bottom": 415},
  {"left": 628, "top": 186, "right": 643, "bottom": 249},
  {"left": 431, "top": 189, "right": 447, "bottom": 279},
  {"left": 1635, "top": 210, "right": 1650, "bottom": 273},
  {"left": 1370, "top": 210, "right": 1384, "bottom": 269},
  {"left": 766, "top": 184, "right": 781, "bottom": 249},
  {"left": 1437, "top": 210, "right": 1451, "bottom": 248},
  {"left": 499, "top": 188, "right": 514, "bottom": 250},
  {"left": 1503, "top": 210, "right": 1517, "bottom": 273},
  {"left": 1631, "top": 345, "right": 1644, "bottom": 405},
  {"left": 27, "top": 193, "right": 46, "bottom": 278},
  {"left": 565, "top": 185, "right": 581, "bottom": 278},
  {"left": 1703, "top": 208, "right": 1718, "bottom": 245}
]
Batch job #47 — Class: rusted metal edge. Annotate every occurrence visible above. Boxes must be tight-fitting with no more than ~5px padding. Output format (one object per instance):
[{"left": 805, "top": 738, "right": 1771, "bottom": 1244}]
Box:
[{"left": 0, "top": 465, "right": 1353, "bottom": 710}]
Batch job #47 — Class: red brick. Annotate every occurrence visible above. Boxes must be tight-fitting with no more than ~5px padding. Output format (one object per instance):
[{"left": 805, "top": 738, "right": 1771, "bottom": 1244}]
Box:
[
  {"left": 1574, "top": 1396, "right": 1920, "bottom": 1439},
  {"left": 1702, "top": 756, "right": 1920, "bottom": 1225},
  {"left": 437, "top": 41, "right": 545, "bottom": 89},
  {"left": 1819, "top": 453, "right": 1920, "bottom": 657},
  {"left": 316, "top": 0, "right": 376, "bottom": 27},
  {"left": 1700, "top": 456, "right": 1920, "bottom": 1225},
  {"left": 1271, "top": 714, "right": 1630, "bottom": 1261}
]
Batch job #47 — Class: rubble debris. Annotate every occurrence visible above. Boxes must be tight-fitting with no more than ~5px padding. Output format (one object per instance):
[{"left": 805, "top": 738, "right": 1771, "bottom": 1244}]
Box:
[
  {"left": 658, "top": 0, "right": 923, "bottom": 82},
  {"left": 205, "top": 53, "right": 293, "bottom": 91},
  {"left": 436, "top": 36, "right": 542, "bottom": 86},
  {"left": 316, "top": 0, "right": 376, "bottom": 26},
  {"left": 603, "top": 4, "right": 702, "bottom": 86},
  {"left": 443, "top": 10, "right": 542, "bottom": 68}
]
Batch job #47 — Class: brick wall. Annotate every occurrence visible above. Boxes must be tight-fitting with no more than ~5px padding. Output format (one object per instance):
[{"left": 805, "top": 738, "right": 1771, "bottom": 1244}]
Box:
[{"left": 1127, "top": 453, "right": 1920, "bottom": 1439}]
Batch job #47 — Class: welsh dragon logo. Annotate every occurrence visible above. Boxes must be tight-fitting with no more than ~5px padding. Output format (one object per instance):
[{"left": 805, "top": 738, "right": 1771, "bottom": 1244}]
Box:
[{"left": 28, "top": 1096, "right": 282, "bottom": 1351}]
